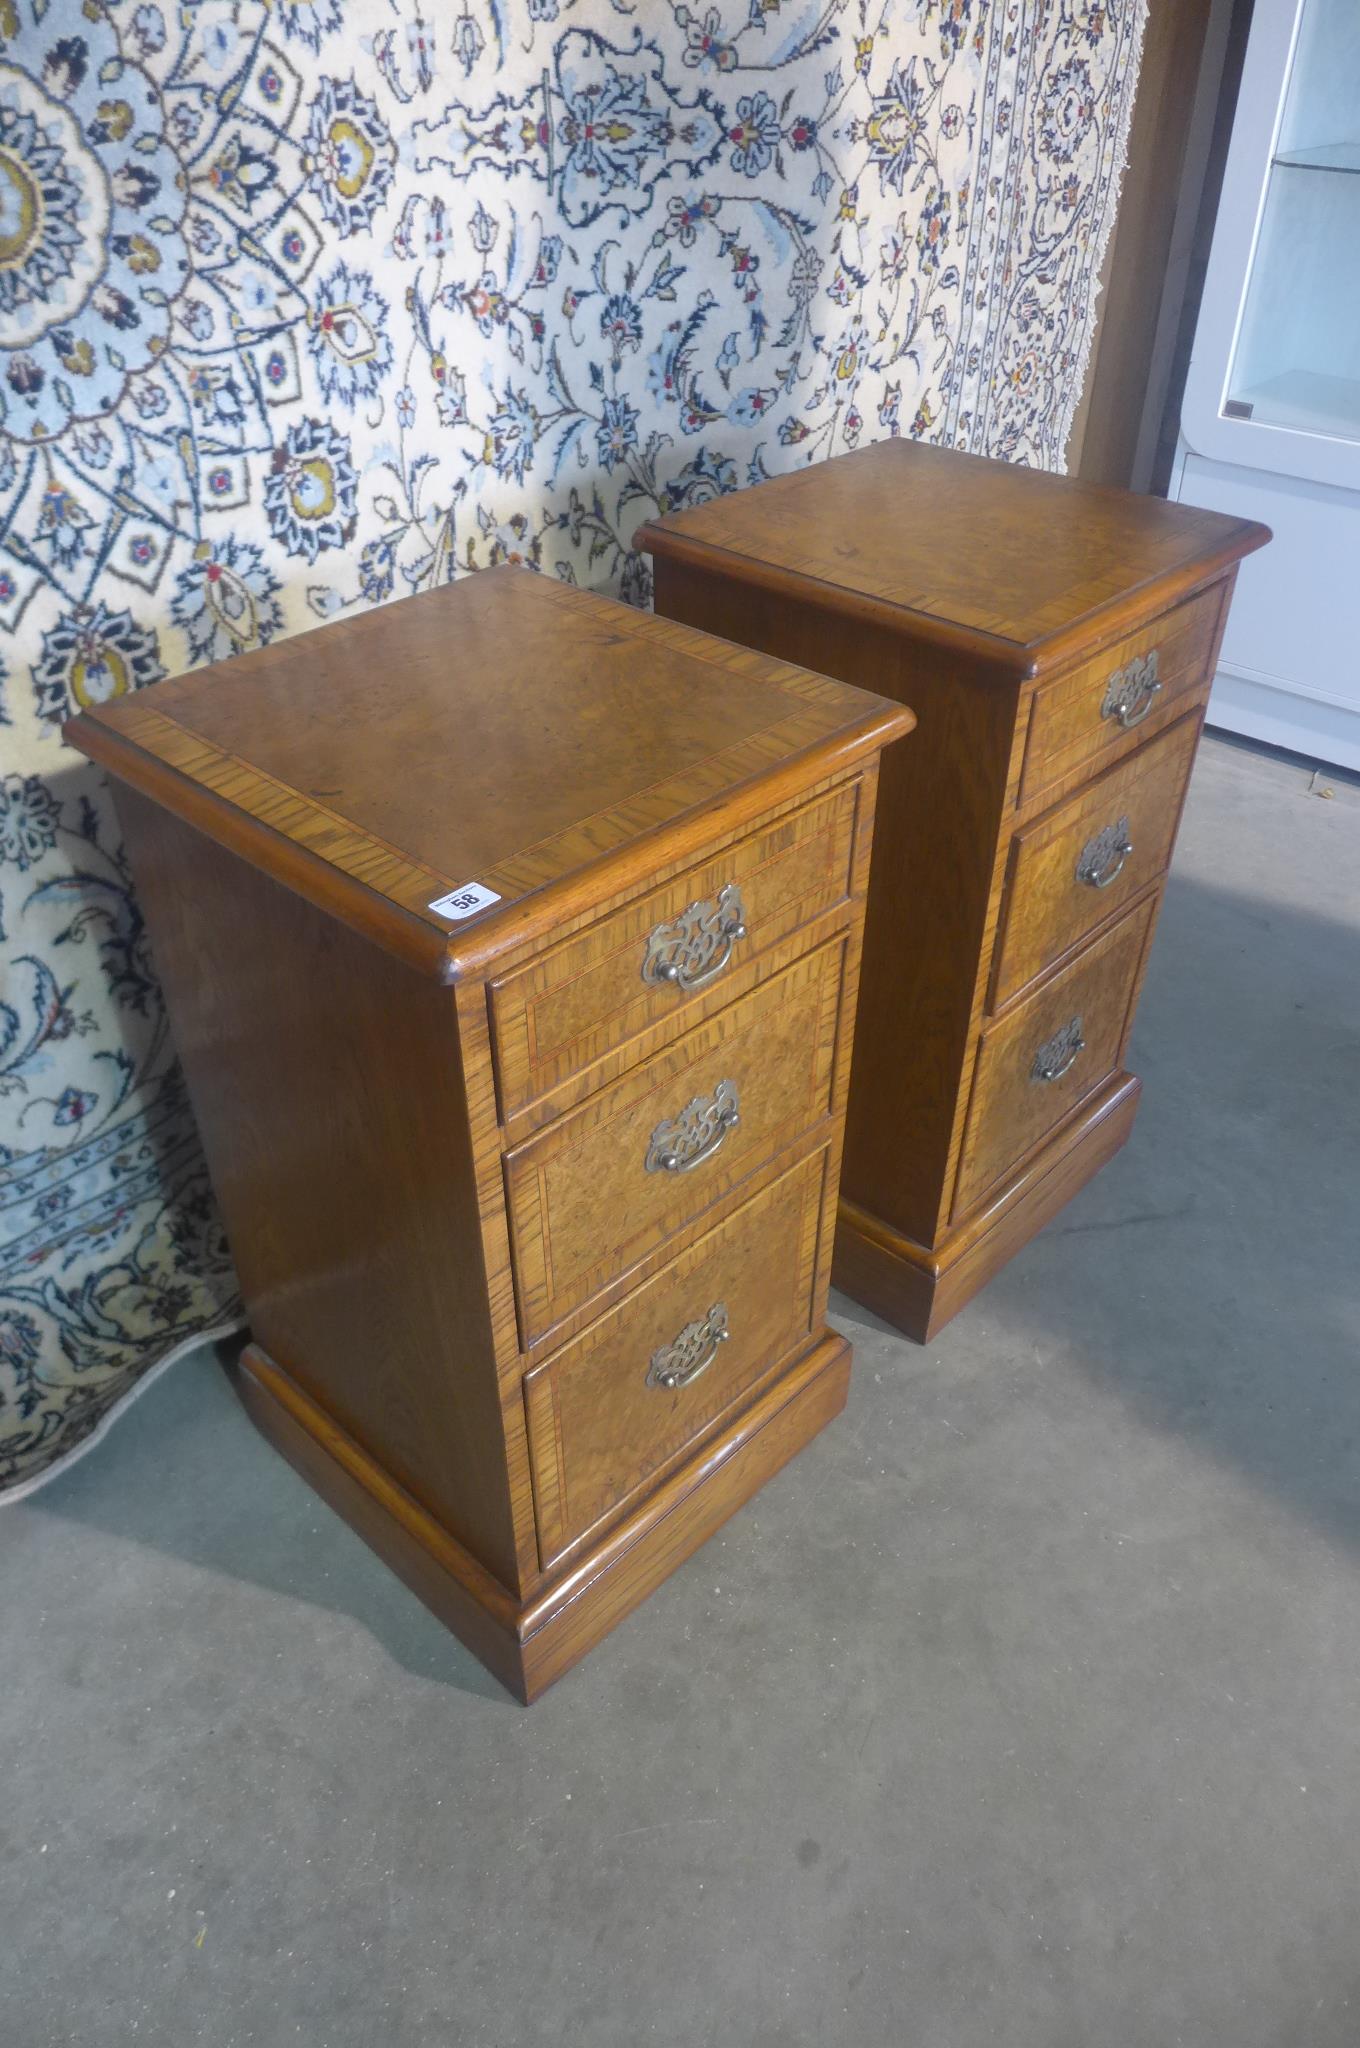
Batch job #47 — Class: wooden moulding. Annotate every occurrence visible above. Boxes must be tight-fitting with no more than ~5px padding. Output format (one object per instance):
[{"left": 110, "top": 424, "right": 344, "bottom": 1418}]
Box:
[
  {"left": 231, "top": 1329, "right": 851, "bottom": 1705},
  {"left": 833, "top": 1074, "right": 1142, "bottom": 1345}
]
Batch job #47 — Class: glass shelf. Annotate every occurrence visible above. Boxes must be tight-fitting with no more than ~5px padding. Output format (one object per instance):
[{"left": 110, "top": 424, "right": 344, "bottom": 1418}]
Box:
[
  {"left": 1224, "top": 0, "right": 1360, "bottom": 447},
  {"left": 1273, "top": 141, "right": 1360, "bottom": 174},
  {"left": 1226, "top": 367, "right": 1360, "bottom": 438}
]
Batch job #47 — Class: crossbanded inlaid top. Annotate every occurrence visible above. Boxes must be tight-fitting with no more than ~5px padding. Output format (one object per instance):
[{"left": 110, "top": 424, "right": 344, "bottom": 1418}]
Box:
[
  {"left": 67, "top": 567, "right": 912, "bottom": 979},
  {"left": 638, "top": 441, "right": 1270, "bottom": 661}
]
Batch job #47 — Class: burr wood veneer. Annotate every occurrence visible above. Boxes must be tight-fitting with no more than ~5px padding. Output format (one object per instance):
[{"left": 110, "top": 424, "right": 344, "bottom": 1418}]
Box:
[
  {"left": 638, "top": 442, "right": 1269, "bottom": 1342},
  {"left": 67, "top": 568, "right": 911, "bottom": 1700}
]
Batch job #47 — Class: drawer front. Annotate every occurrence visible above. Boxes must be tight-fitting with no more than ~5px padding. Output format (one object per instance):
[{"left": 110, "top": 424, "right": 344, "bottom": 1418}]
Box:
[
  {"left": 1020, "top": 585, "right": 1221, "bottom": 806},
  {"left": 955, "top": 898, "right": 1156, "bottom": 1216},
  {"left": 524, "top": 1148, "right": 827, "bottom": 1565},
  {"left": 490, "top": 782, "right": 858, "bottom": 1117},
  {"left": 993, "top": 715, "right": 1198, "bottom": 1009},
  {"left": 505, "top": 937, "right": 844, "bottom": 1347}
]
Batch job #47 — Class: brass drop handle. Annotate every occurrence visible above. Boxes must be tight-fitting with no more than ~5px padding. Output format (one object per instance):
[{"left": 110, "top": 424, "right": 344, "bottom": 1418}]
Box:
[
  {"left": 646, "top": 1304, "right": 730, "bottom": 1391},
  {"left": 642, "top": 883, "right": 747, "bottom": 994},
  {"left": 1101, "top": 650, "right": 1162, "bottom": 730},
  {"left": 1032, "top": 1018, "right": 1085, "bottom": 1084},
  {"left": 1076, "top": 815, "right": 1134, "bottom": 890},
  {"left": 645, "top": 1078, "right": 740, "bottom": 1174}
]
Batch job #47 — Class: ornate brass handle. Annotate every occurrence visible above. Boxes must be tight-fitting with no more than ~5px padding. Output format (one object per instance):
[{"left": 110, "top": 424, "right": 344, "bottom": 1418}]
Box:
[
  {"left": 1100, "top": 650, "right": 1162, "bottom": 730},
  {"left": 641, "top": 883, "right": 747, "bottom": 994},
  {"left": 1032, "top": 1017, "right": 1085, "bottom": 1084},
  {"left": 645, "top": 1077, "right": 740, "bottom": 1174},
  {"left": 646, "top": 1303, "right": 729, "bottom": 1391},
  {"left": 1076, "top": 815, "right": 1134, "bottom": 890}
]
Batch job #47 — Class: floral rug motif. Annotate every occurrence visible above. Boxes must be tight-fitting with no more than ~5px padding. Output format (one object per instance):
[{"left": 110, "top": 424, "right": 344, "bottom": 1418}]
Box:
[{"left": 0, "top": 0, "right": 1146, "bottom": 1499}]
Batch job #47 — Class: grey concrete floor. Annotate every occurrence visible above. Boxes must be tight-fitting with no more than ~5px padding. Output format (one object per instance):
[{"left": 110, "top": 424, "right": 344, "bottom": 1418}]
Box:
[{"left": 4, "top": 734, "right": 1359, "bottom": 2048}]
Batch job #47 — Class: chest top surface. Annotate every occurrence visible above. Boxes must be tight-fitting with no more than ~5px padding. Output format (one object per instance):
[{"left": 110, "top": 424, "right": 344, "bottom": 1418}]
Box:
[
  {"left": 69, "top": 568, "right": 910, "bottom": 980},
  {"left": 638, "top": 442, "right": 1270, "bottom": 666}
]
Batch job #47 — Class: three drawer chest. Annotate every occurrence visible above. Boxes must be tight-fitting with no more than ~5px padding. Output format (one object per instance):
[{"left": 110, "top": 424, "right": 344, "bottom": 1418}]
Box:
[
  {"left": 68, "top": 569, "right": 912, "bottom": 1700},
  {"left": 639, "top": 443, "right": 1270, "bottom": 1340}
]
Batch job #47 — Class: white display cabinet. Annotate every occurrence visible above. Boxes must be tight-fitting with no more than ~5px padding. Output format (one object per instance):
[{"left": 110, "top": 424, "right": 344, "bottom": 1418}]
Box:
[{"left": 1173, "top": 0, "right": 1360, "bottom": 769}]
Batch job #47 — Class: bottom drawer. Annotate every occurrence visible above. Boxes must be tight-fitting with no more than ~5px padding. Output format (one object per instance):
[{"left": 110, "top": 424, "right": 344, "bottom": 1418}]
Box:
[
  {"left": 954, "top": 897, "right": 1156, "bottom": 1217},
  {"left": 524, "top": 1147, "right": 828, "bottom": 1567}
]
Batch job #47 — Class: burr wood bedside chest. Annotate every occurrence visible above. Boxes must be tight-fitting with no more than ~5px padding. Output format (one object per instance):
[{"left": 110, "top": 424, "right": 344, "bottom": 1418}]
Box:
[
  {"left": 67, "top": 568, "right": 912, "bottom": 1701},
  {"left": 638, "top": 443, "right": 1269, "bottom": 1342}
]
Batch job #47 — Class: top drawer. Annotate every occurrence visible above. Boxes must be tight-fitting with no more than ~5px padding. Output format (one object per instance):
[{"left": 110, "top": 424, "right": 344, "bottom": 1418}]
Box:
[
  {"left": 1020, "top": 583, "right": 1222, "bottom": 807},
  {"left": 490, "top": 781, "right": 858, "bottom": 1118}
]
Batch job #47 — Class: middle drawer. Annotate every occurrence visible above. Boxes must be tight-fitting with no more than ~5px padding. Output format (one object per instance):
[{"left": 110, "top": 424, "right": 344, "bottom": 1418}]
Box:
[
  {"left": 505, "top": 936, "right": 845, "bottom": 1348},
  {"left": 991, "top": 714, "right": 1198, "bottom": 1010}
]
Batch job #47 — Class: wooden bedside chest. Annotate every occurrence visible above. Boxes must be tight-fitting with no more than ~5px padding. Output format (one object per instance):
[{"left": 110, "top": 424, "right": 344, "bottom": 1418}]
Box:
[
  {"left": 67, "top": 569, "right": 911, "bottom": 1701},
  {"left": 638, "top": 444, "right": 1270, "bottom": 1342}
]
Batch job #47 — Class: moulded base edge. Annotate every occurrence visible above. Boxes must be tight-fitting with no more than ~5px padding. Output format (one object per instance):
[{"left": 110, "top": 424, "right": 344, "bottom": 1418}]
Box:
[
  {"left": 832, "top": 1073, "right": 1142, "bottom": 1343},
  {"left": 229, "top": 1330, "right": 851, "bottom": 1704}
]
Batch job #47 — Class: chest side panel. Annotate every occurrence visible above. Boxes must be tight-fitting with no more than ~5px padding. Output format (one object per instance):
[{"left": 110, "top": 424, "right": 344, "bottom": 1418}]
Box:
[
  {"left": 113, "top": 789, "right": 524, "bottom": 1591},
  {"left": 651, "top": 555, "right": 1017, "bottom": 1245}
]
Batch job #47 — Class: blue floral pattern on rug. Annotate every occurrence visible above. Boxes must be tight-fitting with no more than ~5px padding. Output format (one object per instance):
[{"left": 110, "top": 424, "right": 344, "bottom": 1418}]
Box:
[{"left": 0, "top": 0, "right": 1146, "bottom": 1496}]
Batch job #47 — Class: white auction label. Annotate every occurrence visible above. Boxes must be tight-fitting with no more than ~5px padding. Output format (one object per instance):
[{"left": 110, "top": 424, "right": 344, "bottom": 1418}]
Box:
[{"left": 428, "top": 882, "right": 502, "bottom": 922}]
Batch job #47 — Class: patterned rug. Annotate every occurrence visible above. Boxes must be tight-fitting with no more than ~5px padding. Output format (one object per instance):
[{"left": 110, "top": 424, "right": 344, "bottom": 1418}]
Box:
[{"left": 0, "top": 0, "right": 1147, "bottom": 1500}]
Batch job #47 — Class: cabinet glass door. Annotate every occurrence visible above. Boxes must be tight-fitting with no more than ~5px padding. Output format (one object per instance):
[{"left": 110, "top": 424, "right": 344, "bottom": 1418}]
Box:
[{"left": 1226, "top": 0, "right": 1360, "bottom": 444}]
